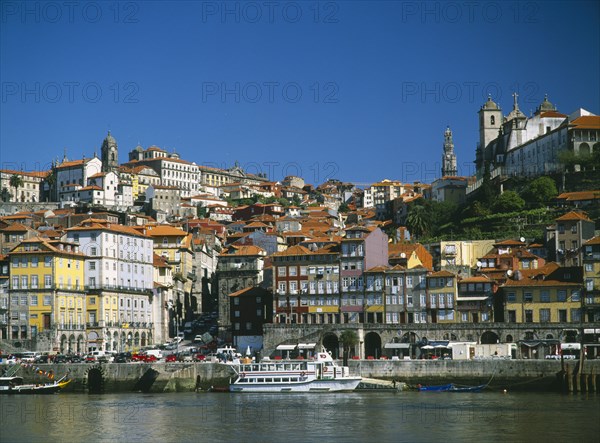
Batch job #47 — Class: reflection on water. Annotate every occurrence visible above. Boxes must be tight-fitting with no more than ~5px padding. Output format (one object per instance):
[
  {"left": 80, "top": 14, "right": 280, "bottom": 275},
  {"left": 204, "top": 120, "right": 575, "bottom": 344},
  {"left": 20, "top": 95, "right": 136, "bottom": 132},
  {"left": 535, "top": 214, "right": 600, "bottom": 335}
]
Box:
[{"left": 1, "top": 392, "right": 599, "bottom": 442}]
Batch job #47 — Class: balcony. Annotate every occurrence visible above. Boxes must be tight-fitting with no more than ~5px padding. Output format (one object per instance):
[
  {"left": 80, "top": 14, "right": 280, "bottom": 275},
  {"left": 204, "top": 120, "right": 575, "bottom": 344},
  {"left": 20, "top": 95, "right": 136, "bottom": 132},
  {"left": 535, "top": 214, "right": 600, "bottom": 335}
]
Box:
[{"left": 84, "top": 284, "right": 152, "bottom": 294}]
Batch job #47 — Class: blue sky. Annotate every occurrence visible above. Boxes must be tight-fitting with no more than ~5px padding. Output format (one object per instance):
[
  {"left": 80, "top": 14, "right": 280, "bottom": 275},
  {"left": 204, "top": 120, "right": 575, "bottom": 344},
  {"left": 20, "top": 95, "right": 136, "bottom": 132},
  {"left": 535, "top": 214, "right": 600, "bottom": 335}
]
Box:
[{"left": 1, "top": 1, "right": 599, "bottom": 185}]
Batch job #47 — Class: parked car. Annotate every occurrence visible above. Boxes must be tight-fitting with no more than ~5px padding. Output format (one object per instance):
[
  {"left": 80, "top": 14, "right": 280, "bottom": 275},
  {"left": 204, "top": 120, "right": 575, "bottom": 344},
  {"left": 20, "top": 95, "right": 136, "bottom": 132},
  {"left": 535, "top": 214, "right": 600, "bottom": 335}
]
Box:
[{"left": 165, "top": 354, "right": 178, "bottom": 362}]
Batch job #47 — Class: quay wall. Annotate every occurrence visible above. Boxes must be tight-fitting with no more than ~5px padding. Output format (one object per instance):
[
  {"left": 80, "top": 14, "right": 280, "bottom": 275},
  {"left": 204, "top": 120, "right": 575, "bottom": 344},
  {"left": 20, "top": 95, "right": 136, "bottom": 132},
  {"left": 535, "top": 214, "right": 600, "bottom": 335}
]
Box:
[
  {"left": 349, "top": 359, "right": 600, "bottom": 391},
  {"left": 13, "top": 360, "right": 600, "bottom": 393}
]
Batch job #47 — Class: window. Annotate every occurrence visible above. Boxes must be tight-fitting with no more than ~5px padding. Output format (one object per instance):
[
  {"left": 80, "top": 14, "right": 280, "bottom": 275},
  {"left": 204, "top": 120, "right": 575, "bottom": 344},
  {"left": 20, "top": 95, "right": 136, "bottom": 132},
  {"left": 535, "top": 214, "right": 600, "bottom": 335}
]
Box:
[
  {"left": 557, "top": 290, "right": 566, "bottom": 302},
  {"left": 278, "top": 267, "right": 286, "bottom": 277},
  {"left": 30, "top": 295, "right": 38, "bottom": 306},
  {"left": 524, "top": 292, "right": 533, "bottom": 302},
  {"left": 89, "top": 261, "right": 96, "bottom": 270},
  {"left": 540, "top": 309, "right": 550, "bottom": 322},
  {"left": 540, "top": 291, "right": 550, "bottom": 302},
  {"left": 525, "top": 310, "right": 533, "bottom": 323},
  {"left": 43, "top": 295, "right": 52, "bottom": 306},
  {"left": 571, "top": 290, "right": 580, "bottom": 302},
  {"left": 21, "top": 276, "right": 28, "bottom": 289},
  {"left": 31, "top": 275, "right": 38, "bottom": 289},
  {"left": 12, "top": 276, "right": 18, "bottom": 289},
  {"left": 570, "top": 309, "right": 581, "bottom": 322},
  {"left": 289, "top": 266, "right": 297, "bottom": 276},
  {"left": 31, "top": 257, "right": 38, "bottom": 267},
  {"left": 44, "top": 274, "right": 52, "bottom": 288}
]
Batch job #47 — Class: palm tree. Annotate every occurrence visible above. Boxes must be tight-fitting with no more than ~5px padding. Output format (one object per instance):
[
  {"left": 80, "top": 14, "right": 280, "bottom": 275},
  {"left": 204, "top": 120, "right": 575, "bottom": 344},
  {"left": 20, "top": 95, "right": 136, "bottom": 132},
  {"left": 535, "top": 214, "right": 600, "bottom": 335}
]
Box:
[
  {"left": 406, "top": 205, "right": 429, "bottom": 239},
  {"left": 9, "top": 174, "right": 24, "bottom": 202},
  {"left": 340, "top": 330, "right": 358, "bottom": 366}
]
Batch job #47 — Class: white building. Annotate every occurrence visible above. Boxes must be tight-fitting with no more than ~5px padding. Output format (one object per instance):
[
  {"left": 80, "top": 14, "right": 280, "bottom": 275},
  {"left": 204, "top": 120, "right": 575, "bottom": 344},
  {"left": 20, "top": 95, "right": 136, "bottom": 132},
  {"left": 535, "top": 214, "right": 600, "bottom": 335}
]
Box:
[
  {"left": 65, "top": 219, "right": 155, "bottom": 352},
  {"left": 125, "top": 146, "right": 201, "bottom": 198}
]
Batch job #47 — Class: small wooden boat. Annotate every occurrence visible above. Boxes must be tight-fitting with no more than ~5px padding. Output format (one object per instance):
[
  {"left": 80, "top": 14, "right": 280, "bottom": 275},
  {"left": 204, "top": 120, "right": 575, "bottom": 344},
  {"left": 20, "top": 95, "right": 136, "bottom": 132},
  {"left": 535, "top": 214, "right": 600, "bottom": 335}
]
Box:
[{"left": 0, "top": 375, "right": 71, "bottom": 394}]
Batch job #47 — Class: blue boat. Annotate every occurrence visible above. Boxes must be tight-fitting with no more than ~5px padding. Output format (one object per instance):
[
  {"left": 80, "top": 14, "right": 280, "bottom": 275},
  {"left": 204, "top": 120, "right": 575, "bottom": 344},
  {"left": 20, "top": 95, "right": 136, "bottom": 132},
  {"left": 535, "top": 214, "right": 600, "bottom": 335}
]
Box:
[{"left": 417, "top": 383, "right": 486, "bottom": 392}]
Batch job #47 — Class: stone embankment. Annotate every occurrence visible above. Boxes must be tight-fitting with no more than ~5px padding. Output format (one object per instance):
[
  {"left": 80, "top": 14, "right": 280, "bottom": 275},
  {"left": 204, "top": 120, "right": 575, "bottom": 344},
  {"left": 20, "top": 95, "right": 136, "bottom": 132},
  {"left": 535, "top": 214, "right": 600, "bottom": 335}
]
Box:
[{"left": 9, "top": 359, "right": 600, "bottom": 393}]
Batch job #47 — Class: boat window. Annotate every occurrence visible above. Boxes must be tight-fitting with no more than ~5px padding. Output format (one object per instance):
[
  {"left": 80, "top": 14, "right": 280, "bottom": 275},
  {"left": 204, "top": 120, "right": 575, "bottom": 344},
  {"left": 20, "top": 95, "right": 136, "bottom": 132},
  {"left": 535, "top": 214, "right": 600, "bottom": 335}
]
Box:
[
  {"left": 266, "top": 378, "right": 272, "bottom": 383},
  {"left": 274, "top": 378, "right": 281, "bottom": 383},
  {"left": 252, "top": 364, "right": 258, "bottom": 371}
]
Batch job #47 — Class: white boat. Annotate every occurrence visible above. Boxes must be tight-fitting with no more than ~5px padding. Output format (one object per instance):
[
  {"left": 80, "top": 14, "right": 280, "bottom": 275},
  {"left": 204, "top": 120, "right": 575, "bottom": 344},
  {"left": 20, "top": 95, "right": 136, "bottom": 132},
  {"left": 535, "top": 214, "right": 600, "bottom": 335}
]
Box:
[{"left": 229, "top": 349, "right": 361, "bottom": 392}]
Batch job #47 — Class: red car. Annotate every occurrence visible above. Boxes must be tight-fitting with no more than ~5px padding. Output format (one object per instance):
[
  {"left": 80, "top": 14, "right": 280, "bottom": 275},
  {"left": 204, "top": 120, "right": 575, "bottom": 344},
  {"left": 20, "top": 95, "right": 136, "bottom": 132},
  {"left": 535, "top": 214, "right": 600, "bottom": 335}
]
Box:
[
  {"left": 165, "top": 354, "right": 177, "bottom": 362},
  {"left": 193, "top": 354, "right": 206, "bottom": 362}
]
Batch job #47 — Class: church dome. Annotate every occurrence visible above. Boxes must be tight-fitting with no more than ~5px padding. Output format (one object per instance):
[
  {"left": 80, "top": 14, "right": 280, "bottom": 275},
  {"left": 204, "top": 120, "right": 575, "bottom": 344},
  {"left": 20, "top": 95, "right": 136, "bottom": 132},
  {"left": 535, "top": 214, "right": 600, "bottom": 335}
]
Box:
[
  {"left": 482, "top": 96, "right": 499, "bottom": 110},
  {"left": 537, "top": 94, "right": 556, "bottom": 112},
  {"left": 135, "top": 145, "right": 143, "bottom": 152}
]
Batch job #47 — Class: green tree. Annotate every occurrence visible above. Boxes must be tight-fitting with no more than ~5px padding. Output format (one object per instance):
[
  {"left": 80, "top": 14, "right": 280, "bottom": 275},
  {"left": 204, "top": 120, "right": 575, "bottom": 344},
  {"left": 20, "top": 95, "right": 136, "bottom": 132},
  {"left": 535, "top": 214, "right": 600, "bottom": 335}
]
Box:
[
  {"left": 521, "top": 176, "right": 558, "bottom": 208},
  {"left": 9, "top": 174, "right": 24, "bottom": 202},
  {"left": 339, "top": 330, "right": 358, "bottom": 366},
  {"left": 492, "top": 191, "right": 525, "bottom": 213},
  {"left": 196, "top": 203, "right": 207, "bottom": 218},
  {"left": 338, "top": 202, "right": 350, "bottom": 213},
  {"left": 406, "top": 204, "right": 429, "bottom": 239},
  {"left": 0, "top": 187, "right": 12, "bottom": 202},
  {"left": 479, "top": 161, "right": 498, "bottom": 208}
]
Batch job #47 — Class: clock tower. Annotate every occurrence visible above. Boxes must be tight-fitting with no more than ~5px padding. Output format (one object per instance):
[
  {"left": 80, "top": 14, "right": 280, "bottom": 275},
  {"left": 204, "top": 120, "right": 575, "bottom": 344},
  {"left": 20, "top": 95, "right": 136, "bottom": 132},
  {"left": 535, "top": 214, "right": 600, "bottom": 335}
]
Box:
[
  {"left": 441, "top": 126, "right": 458, "bottom": 177},
  {"left": 101, "top": 131, "right": 118, "bottom": 172}
]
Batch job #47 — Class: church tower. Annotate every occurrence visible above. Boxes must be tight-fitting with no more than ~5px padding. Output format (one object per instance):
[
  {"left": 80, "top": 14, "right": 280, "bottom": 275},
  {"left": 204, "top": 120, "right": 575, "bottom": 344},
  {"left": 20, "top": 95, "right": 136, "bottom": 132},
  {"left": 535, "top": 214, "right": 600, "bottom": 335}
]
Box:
[
  {"left": 101, "top": 131, "right": 118, "bottom": 172},
  {"left": 477, "top": 96, "right": 503, "bottom": 174},
  {"left": 441, "top": 126, "right": 458, "bottom": 177}
]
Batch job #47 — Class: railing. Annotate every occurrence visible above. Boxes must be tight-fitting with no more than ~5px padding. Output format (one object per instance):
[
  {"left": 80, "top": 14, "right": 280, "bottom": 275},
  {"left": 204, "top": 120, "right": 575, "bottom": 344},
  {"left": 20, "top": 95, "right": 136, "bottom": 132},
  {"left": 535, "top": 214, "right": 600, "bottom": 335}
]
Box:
[{"left": 85, "top": 284, "right": 151, "bottom": 294}]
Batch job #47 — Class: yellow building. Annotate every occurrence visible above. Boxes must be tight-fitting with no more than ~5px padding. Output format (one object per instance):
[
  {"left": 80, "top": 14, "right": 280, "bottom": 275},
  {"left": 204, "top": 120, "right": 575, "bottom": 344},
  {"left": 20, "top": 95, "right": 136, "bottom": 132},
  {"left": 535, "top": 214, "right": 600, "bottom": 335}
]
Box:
[
  {"left": 426, "top": 270, "right": 457, "bottom": 324},
  {"left": 502, "top": 263, "right": 582, "bottom": 324},
  {"left": 8, "top": 237, "right": 86, "bottom": 353}
]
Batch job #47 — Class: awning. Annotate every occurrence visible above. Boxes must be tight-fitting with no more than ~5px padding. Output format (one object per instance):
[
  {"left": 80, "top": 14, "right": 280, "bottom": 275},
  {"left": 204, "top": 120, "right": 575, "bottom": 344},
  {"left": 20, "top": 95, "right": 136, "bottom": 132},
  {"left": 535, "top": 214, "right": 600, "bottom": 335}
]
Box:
[
  {"left": 297, "top": 343, "right": 316, "bottom": 349},
  {"left": 421, "top": 345, "right": 434, "bottom": 350},
  {"left": 456, "top": 296, "right": 489, "bottom": 301},
  {"left": 561, "top": 343, "right": 581, "bottom": 350},
  {"left": 276, "top": 344, "right": 296, "bottom": 351},
  {"left": 520, "top": 341, "right": 541, "bottom": 347},
  {"left": 384, "top": 343, "right": 410, "bottom": 349},
  {"left": 584, "top": 328, "right": 600, "bottom": 334}
]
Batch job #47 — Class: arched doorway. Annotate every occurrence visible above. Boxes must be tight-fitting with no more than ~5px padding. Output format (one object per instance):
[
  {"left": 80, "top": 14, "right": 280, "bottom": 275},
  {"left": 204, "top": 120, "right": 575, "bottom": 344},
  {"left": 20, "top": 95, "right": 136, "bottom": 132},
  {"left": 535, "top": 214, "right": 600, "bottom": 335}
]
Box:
[
  {"left": 400, "top": 332, "right": 419, "bottom": 344},
  {"left": 60, "top": 335, "right": 67, "bottom": 354},
  {"left": 364, "top": 332, "right": 382, "bottom": 359},
  {"left": 87, "top": 331, "right": 99, "bottom": 352},
  {"left": 141, "top": 332, "right": 147, "bottom": 347},
  {"left": 77, "top": 335, "right": 84, "bottom": 354},
  {"left": 322, "top": 333, "right": 340, "bottom": 359},
  {"left": 68, "top": 335, "right": 76, "bottom": 354},
  {"left": 88, "top": 368, "right": 104, "bottom": 394},
  {"left": 481, "top": 331, "right": 499, "bottom": 344}
]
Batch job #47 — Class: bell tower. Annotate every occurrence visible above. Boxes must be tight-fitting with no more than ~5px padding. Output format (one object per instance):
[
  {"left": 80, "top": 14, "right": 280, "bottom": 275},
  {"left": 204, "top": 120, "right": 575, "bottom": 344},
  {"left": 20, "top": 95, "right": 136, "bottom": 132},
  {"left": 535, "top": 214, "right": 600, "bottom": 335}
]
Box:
[
  {"left": 441, "top": 126, "right": 458, "bottom": 177},
  {"left": 101, "top": 131, "right": 118, "bottom": 172}
]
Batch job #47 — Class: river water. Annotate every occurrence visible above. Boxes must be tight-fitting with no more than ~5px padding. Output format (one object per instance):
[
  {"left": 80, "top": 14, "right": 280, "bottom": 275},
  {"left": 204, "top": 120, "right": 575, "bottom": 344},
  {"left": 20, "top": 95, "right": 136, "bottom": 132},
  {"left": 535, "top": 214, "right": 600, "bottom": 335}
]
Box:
[{"left": 1, "top": 391, "right": 598, "bottom": 443}]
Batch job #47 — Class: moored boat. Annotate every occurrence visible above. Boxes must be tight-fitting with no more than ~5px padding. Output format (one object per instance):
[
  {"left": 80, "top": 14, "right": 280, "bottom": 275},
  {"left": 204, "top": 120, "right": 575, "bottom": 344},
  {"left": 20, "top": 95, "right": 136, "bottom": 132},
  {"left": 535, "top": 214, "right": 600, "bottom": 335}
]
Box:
[
  {"left": 0, "top": 375, "right": 71, "bottom": 395},
  {"left": 417, "top": 383, "right": 486, "bottom": 392},
  {"left": 229, "top": 349, "right": 361, "bottom": 393}
]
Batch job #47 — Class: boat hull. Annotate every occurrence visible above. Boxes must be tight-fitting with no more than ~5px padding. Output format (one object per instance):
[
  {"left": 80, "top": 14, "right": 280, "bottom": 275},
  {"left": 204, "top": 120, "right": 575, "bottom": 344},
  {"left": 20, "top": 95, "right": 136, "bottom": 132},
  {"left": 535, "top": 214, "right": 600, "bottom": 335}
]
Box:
[{"left": 230, "top": 377, "right": 362, "bottom": 393}]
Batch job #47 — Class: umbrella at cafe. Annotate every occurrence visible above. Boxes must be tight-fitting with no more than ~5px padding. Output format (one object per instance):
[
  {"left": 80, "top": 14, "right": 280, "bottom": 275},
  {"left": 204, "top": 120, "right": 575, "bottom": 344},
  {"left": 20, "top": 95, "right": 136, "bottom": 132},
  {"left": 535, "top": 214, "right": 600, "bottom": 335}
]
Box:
[
  {"left": 246, "top": 346, "right": 251, "bottom": 356},
  {"left": 421, "top": 345, "right": 434, "bottom": 350}
]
